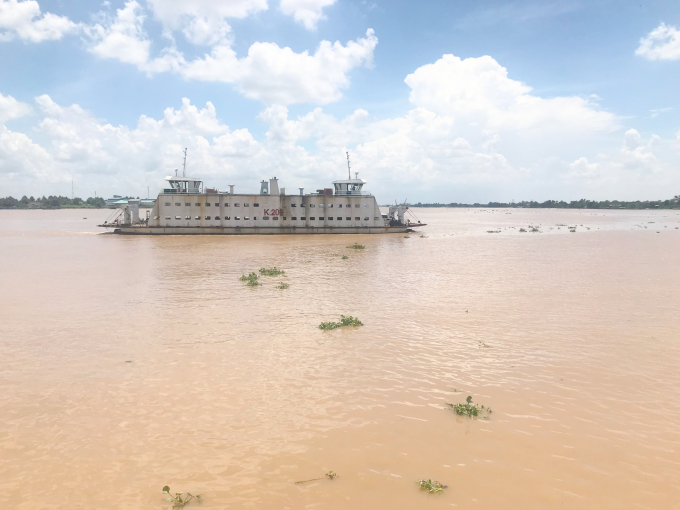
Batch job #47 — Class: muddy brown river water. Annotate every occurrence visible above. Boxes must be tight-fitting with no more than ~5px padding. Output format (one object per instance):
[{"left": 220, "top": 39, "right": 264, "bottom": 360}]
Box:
[{"left": 1, "top": 208, "right": 679, "bottom": 510}]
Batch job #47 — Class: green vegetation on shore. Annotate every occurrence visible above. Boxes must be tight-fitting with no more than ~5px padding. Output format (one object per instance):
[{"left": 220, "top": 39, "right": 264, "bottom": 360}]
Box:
[
  {"left": 406, "top": 195, "right": 680, "bottom": 210},
  {"left": 0, "top": 195, "right": 107, "bottom": 209}
]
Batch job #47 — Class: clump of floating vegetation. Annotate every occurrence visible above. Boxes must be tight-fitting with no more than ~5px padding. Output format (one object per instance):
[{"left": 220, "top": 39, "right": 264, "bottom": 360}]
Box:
[
  {"left": 420, "top": 234, "right": 426, "bottom": 238},
  {"left": 342, "top": 255, "right": 349, "bottom": 260},
  {"left": 239, "top": 272, "right": 259, "bottom": 286},
  {"left": 519, "top": 228, "right": 527, "bottom": 232},
  {"left": 529, "top": 225, "right": 540, "bottom": 232},
  {"left": 347, "top": 243, "right": 365, "bottom": 249},
  {"left": 295, "top": 471, "right": 338, "bottom": 484},
  {"left": 162, "top": 486, "right": 201, "bottom": 508},
  {"left": 259, "top": 267, "right": 285, "bottom": 276},
  {"left": 447, "top": 395, "right": 492, "bottom": 419},
  {"left": 277, "top": 282, "right": 289, "bottom": 289},
  {"left": 318, "top": 315, "right": 363, "bottom": 330},
  {"left": 418, "top": 479, "right": 446, "bottom": 493},
  {"left": 486, "top": 230, "right": 501, "bottom": 234},
  {"left": 404, "top": 235, "right": 410, "bottom": 238}
]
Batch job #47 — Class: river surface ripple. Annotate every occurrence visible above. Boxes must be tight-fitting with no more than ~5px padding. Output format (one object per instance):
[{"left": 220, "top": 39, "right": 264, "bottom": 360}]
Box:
[{"left": 1, "top": 208, "right": 679, "bottom": 509}]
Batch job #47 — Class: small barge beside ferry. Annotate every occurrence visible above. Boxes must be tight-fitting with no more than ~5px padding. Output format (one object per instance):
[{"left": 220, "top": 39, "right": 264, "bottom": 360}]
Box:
[{"left": 101, "top": 161, "right": 424, "bottom": 235}]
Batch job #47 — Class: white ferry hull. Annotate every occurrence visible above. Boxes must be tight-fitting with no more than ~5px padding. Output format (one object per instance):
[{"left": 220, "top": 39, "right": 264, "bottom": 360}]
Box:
[{"left": 107, "top": 225, "right": 415, "bottom": 235}]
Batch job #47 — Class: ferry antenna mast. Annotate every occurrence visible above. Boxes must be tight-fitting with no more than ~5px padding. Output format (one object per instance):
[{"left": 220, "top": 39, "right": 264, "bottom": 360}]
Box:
[
  {"left": 182, "top": 148, "right": 187, "bottom": 178},
  {"left": 346, "top": 151, "right": 351, "bottom": 180}
]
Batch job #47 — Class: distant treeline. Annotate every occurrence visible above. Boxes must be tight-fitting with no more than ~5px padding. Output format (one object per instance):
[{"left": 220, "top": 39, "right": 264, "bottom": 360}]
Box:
[
  {"left": 407, "top": 196, "right": 680, "bottom": 210},
  {"left": 0, "top": 195, "right": 107, "bottom": 209}
]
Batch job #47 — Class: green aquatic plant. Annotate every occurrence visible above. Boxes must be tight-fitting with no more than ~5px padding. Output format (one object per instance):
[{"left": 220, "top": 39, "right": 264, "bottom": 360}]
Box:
[
  {"left": 447, "top": 395, "right": 492, "bottom": 419},
  {"left": 318, "top": 315, "right": 363, "bottom": 330},
  {"left": 259, "top": 267, "right": 285, "bottom": 276},
  {"left": 342, "top": 255, "right": 349, "bottom": 259},
  {"left": 519, "top": 228, "right": 527, "bottom": 232},
  {"left": 239, "top": 272, "right": 259, "bottom": 286},
  {"left": 420, "top": 234, "right": 426, "bottom": 238},
  {"left": 295, "top": 471, "right": 339, "bottom": 484},
  {"left": 529, "top": 226, "right": 540, "bottom": 232},
  {"left": 162, "top": 486, "right": 201, "bottom": 508},
  {"left": 404, "top": 235, "right": 410, "bottom": 238},
  {"left": 277, "top": 282, "right": 289, "bottom": 289},
  {"left": 486, "top": 230, "right": 501, "bottom": 233},
  {"left": 347, "top": 243, "right": 365, "bottom": 249},
  {"left": 417, "top": 479, "right": 446, "bottom": 493}
]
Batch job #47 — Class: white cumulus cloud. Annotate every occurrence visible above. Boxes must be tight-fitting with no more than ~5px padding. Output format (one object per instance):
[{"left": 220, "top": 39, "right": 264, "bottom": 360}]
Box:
[
  {"left": 145, "top": 0, "right": 268, "bottom": 28},
  {"left": 0, "top": 0, "right": 77, "bottom": 42},
  {"left": 2, "top": 54, "right": 678, "bottom": 201},
  {"left": 0, "top": 92, "right": 32, "bottom": 122},
  {"left": 280, "top": 0, "right": 337, "bottom": 30},
  {"left": 635, "top": 23, "right": 680, "bottom": 60}
]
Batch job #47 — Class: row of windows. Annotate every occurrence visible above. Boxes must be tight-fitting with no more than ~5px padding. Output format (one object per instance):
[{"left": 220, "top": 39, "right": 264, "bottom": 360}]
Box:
[
  {"left": 164, "top": 202, "right": 369, "bottom": 208},
  {"left": 161, "top": 216, "right": 375, "bottom": 222}
]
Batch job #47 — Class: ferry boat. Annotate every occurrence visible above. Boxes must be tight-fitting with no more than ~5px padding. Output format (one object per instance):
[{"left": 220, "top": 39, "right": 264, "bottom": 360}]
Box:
[{"left": 100, "top": 155, "right": 425, "bottom": 235}]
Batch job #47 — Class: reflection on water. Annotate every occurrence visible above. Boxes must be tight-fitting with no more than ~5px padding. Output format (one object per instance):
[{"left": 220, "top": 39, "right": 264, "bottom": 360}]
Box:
[{"left": 1, "top": 208, "right": 679, "bottom": 509}]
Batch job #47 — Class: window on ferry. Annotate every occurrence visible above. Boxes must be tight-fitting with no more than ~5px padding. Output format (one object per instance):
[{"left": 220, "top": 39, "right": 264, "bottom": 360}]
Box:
[
  {"left": 253, "top": 216, "right": 257, "bottom": 220},
  {"left": 166, "top": 216, "right": 171, "bottom": 220},
  {"left": 245, "top": 216, "right": 249, "bottom": 220},
  {"left": 225, "top": 216, "right": 231, "bottom": 220},
  {"left": 310, "top": 217, "right": 315, "bottom": 220},
  {"left": 319, "top": 217, "right": 324, "bottom": 220},
  {"left": 319, "top": 204, "right": 324, "bottom": 208},
  {"left": 205, "top": 216, "right": 211, "bottom": 220},
  {"left": 338, "top": 204, "right": 342, "bottom": 208},
  {"left": 355, "top": 217, "right": 360, "bottom": 220},
  {"left": 244, "top": 203, "right": 249, "bottom": 207},
  {"left": 273, "top": 217, "right": 279, "bottom": 220},
  {"left": 206, "top": 203, "right": 211, "bottom": 206},
  {"left": 309, "top": 204, "right": 315, "bottom": 208},
  {"left": 175, "top": 216, "right": 181, "bottom": 219},
  {"left": 337, "top": 217, "right": 342, "bottom": 220},
  {"left": 283, "top": 217, "right": 287, "bottom": 220},
  {"left": 165, "top": 202, "right": 171, "bottom": 206},
  {"left": 301, "top": 216, "right": 306, "bottom": 220},
  {"left": 225, "top": 203, "right": 230, "bottom": 207},
  {"left": 195, "top": 216, "right": 200, "bottom": 220},
  {"left": 253, "top": 203, "right": 259, "bottom": 207},
  {"left": 291, "top": 217, "right": 297, "bottom": 220},
  {"left": 364, "top": 217, "right": 369, "bottom": 221},
  {"left": 291, "top": 203, "right": 297, "bottom": 207},
  {"left": 154, "top": 215, "right": 159, "bottom": 219},
  {"left": 175, "top": 202, "right": 181, "bottom": 206},
  {"left": 328, "top": 204, "right": 333, "bottom": 208},
  {"left": 355, "top": 204, "right": 360, "bottom": 208},
  {"left": 195, "top": 203, "right": 200, "bottom": 206},
  {"left": 234, "top": 203, "right": 240, "bottom": 207},
  {"left": 215, "top": 216, "right": 220, "bottom": 220},
  {"left": 346, "top": 217, "right": 351, "bottom": 220},
  {"left": 185, "top": 203, "right": 190, "bottom": 206},
  {"left": 374, "top": 217, "right": 380, "bottom": 220},
  {"left": 235, "top": 216, "right": 241, "bottom": 220}
]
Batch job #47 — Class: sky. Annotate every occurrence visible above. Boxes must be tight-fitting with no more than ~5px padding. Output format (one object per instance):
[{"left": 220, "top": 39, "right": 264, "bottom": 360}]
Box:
[{"left": 0, "top": 0, "right": 679, "bottom": 202}]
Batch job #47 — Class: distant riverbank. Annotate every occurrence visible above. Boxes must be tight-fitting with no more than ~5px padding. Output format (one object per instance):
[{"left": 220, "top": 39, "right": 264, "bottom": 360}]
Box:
[
  {"left": 399, "top": 195, "right": 680, "bottom": 210},
  {"left": 0, "top": 195, "right": 107, "bottom": 209}
]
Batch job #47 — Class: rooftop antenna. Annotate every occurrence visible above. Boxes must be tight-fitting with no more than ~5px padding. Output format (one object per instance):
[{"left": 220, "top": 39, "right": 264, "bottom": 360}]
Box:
[
  {"left": 182, "top": 148, "right": 187, "bottom": 178},
  {"left": 346, "top": 151, "right": 351, "bottom": 180},
  {"left": 175, "top": 169, "right": 178, "bottom": 177}
]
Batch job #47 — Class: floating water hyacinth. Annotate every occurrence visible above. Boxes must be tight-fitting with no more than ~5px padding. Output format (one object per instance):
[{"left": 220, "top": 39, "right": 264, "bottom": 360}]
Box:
[
  {"left": 239, "top": 272, "right": 259, "bottom": 286},
  {"left": 417, "top": 479, "right": 446, "bottom": 493},
  {"left": 447, "top": 395, "right": 492, "bottom": 419},
  {"left": 162, "top": 486, "right": 201, "bottom": 508},
  {"left": 318, "top": 315, "right": 363, "bottom": 330},
  {"left": 259, "top": 267, "right": 285, "bottom": 276},
  {"left": 347, "top": 243, "right": 365, "bottom": 249}
]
